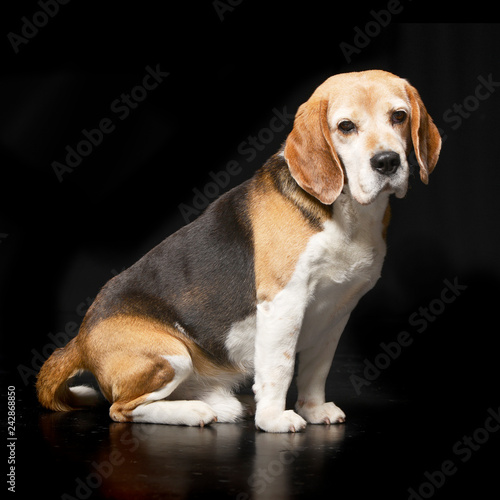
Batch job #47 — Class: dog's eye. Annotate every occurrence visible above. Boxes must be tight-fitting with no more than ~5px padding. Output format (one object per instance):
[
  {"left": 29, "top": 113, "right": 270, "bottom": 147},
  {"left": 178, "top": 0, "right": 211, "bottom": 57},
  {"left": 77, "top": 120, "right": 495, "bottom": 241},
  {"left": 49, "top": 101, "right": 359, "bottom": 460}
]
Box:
[
  {"left": 338, "top": 120, "right": 356, "bottom": 133},
  {"left": 391, "top": 110, "right": 407, "bottom": 124}
]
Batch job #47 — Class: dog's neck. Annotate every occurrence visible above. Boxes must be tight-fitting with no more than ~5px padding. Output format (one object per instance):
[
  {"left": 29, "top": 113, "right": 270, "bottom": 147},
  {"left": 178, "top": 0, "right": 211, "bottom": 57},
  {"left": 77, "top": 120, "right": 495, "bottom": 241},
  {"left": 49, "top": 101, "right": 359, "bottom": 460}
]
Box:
[
  {"left": 333, "top": 185, "right": 390, "bottom": 241},
  {"left": 262, "top": 152, "right": 333, "bottom": 228},
  {"left": 263, "top": 152, "right": 390, "bottom": 235}
]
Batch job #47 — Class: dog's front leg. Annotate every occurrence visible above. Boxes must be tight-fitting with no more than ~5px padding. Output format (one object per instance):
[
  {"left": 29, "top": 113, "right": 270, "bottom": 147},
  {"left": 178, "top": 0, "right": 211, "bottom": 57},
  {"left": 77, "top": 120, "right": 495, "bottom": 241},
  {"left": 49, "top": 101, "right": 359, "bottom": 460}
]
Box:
[
  {"left": 295, "top": 315, "right": 349, "bottom": 425},
  {"left": 253, "top": 296, "right": 307, "bottom": 433}
]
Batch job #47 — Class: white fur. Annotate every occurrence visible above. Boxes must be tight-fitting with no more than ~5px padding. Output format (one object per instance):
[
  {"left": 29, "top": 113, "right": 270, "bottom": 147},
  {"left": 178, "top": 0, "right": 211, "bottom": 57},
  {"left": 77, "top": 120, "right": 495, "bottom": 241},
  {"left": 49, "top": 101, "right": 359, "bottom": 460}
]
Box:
[
  {"left": 69, "top": 385, "right": 101, "bottom": 406},
  {"left": 143, "top": 355, "right": 193, "bottom": 403},
  {"left": 199, "top": 387, "right": 245, "bottom": 423},
  {"left": 162, "top": 357, "right": 248, "bottom": 424},
  {"left": 132, "top": 355, "right": 233, "bottom": 426},
  {"left": 131, "top": 400, "right": 217, "bottom": 426},
  {"left": 131, "top": 354, "right": 208, "bottom": 425},
  {"left": 225, "top": 314, "right": 257, "bottom": 371}
]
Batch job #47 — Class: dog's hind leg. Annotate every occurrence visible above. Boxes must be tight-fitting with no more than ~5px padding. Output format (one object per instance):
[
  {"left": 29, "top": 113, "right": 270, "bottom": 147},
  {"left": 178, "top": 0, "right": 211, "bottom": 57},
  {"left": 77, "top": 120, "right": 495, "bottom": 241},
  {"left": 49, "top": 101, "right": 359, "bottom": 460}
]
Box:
[
  {"left": 82, "top": 316, "right": 218, "bottom": 427},
  {"left": 110, "top": 353, "right": 217, "bottom": 426},
  {"left": 107, "top": 349, "right": 218, "bottom": 426}
]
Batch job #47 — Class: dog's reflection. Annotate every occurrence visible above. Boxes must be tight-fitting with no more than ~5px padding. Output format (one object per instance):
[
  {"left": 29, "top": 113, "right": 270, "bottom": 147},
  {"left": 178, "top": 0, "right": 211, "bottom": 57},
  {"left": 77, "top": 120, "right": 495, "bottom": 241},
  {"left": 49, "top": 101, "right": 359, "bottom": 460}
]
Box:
[{"left": 40, "top": 411, "right": 345, "bottom": 499}]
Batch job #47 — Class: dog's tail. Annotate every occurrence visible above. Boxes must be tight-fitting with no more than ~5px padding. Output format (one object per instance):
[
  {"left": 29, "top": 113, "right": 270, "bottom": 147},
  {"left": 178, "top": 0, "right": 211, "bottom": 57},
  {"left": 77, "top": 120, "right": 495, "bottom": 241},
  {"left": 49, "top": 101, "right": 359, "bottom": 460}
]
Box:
[{"left": 36, "top": 338, "right": 100, "bottom": 411}]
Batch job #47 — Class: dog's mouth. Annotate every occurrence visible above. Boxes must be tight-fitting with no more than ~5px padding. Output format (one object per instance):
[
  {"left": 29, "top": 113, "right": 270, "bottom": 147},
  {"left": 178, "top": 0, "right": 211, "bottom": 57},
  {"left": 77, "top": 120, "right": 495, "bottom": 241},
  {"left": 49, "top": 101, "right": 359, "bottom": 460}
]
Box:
[
  {"left": 378, "top": 160, "right": 410, "bottom": 200},
  {"left": 352, "top": 177, "right": 409, "bottom": 205},
  {"left": 393, "top": 181, "right": 409, "bottom": 199},
  {"left": 379, "top": 177, "right": 409, "bottom": 201}
]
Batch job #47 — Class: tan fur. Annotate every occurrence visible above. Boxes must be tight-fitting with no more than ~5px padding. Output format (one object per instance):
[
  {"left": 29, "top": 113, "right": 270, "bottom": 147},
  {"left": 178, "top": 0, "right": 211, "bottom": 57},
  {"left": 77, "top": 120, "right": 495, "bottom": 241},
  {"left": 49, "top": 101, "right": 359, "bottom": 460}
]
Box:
[
  {"left": 284, "top": 99, "right": 344, "bottom": 205},
  {"left": 36, "top": 338, "right": 83, "bottom": 411},
  {"left": 406, "top": 83, "right": 441, "bottom": 183},
  {"left": 80, "top": 316, "right": 186, "bottom": 404},
  {"left": 249, "top": 171, "right": 320, "bottom": 303}
]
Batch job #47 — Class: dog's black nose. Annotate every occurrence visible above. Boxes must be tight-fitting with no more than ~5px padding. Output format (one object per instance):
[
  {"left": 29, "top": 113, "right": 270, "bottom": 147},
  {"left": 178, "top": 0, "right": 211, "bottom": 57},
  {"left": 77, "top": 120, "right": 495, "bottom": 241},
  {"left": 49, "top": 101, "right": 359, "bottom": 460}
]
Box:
[{"left": 370, "top": 151, "right": 401, "bottom": 175}]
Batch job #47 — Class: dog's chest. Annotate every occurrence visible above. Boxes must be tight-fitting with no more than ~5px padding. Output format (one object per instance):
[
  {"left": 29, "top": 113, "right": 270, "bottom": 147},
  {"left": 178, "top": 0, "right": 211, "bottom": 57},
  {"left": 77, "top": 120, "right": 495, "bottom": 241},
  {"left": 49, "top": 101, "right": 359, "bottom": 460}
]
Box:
[
  {"left": 304, "top": 216, "right": 383, "bottom": 287},
  {"left": 225, "top": 198, "right": 387, "bottom": 370},
  {"left": 296, "top": 213, "right": 385, "bottom": 345}
]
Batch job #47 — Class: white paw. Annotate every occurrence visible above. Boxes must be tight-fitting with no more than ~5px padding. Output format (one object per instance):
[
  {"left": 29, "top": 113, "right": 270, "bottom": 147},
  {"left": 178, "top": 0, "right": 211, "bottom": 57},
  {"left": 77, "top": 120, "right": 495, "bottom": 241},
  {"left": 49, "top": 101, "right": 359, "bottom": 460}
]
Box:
[
  {"left": 255, "top": 409, "right": 307, "bottom": 433},
  {"left": 296, "top": 401, "right": 346, "bottom": 425},
  {"left": 131, "top": 400, "right": 217, "bottom": 427},
  {"left": 178, "top": 401, "right": 218, "bottom": 427},
  {"left": 201, "top": 390, "right": 244, "bottom": 423}
]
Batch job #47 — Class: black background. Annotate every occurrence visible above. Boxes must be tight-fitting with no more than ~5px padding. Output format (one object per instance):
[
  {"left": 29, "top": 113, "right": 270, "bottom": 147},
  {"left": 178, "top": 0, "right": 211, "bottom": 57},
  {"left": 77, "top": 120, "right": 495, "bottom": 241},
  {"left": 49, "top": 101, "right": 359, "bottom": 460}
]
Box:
[{"left": 0, "top": 2, "right": 499, "bottom": 498}]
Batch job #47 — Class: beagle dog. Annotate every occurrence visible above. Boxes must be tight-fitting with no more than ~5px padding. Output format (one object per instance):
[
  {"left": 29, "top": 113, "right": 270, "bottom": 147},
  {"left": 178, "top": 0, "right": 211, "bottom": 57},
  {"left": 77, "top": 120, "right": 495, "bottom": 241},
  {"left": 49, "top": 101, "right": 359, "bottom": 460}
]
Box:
[{"left": 37, "top": 70, "right": 441, "bottom": 433}]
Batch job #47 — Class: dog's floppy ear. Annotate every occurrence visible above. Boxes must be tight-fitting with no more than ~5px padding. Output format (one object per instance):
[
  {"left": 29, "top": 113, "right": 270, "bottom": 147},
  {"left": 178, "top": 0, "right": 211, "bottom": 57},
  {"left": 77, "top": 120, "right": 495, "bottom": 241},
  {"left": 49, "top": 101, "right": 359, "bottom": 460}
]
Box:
[
  {"left": 406, "top": 83, "right": 442, "bottom": 184},
  {"left": 284, "top": 99, "right": 344, "bottom": 205}
]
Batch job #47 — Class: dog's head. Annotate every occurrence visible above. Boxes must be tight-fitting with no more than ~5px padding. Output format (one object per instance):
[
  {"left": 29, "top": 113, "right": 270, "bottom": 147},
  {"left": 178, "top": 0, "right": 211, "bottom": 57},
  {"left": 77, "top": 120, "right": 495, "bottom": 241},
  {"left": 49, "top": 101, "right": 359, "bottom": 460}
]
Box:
[{"left": 284, "top": 70, "right": 442, "bottom": 205}]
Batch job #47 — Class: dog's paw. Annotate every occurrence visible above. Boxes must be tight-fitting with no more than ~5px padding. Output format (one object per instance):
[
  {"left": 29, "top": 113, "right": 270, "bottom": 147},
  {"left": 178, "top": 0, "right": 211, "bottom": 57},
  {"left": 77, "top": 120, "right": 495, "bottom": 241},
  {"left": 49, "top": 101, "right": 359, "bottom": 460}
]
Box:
[
  {"left": 255, "top": 409, "right": 307, "bottom": 433},
  {"left": 296, "top": 401, "right": 346, "bottom": 425},
  {"left": 178, "top": 401, "right": 218, "bottom": 427},
  {"left": 129, "top": 400, "right": 217, "bottom": 427}
]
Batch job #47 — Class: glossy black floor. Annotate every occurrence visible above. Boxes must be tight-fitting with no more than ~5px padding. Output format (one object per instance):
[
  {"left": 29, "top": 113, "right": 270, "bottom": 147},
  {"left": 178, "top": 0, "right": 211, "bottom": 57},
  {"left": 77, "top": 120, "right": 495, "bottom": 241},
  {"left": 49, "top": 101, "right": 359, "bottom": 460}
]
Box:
[{"left": 3, "top": 318, "right": 499, "bottom": 500}]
